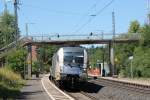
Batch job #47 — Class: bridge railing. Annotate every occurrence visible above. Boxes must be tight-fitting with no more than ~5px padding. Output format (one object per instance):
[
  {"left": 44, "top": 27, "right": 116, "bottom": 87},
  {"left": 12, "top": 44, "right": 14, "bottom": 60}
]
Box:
[
  {"left": 114, "top": 33, "right": 141, "bottom": 40},
  {"left": 26, "top": 33, "right": 141, "bottom": 42},
  {"left": 0, "top": 33, "right": 141, "bottom": 58},
  {"left": 26, "top": 34, "right": 102, "bottom": 42}
]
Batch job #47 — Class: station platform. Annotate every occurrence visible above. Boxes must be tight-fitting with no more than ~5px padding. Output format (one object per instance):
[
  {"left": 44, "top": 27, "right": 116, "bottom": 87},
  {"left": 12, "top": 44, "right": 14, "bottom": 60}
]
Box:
[
  {"left": 17, "top": 75, "right": 51, "bottom": 100},
  {"left": 99, "top": 77, "right": 150, "bottom": 86},
  {"left": 41, "top": 74, "right": 74, "bottom": 100},
  {"left": 17, "top": 74, "right": 74, "bottom": 100}
]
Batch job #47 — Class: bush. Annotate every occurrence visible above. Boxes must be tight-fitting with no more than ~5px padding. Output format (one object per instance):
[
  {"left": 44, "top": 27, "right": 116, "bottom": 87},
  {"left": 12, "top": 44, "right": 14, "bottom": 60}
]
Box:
[
  {"left": 32, "top": 61, "right": 40, "bottom": 74},
  {"left": 44, "top": 64, "right": 50, "bottom": 73},
  {"left": 6, "top": 48, "right": 27, "bottom": 77},
  {"left": 133, "top": 47, "right": 150, "bottom": 78},
  {"left": 118, "top": 68, "right": 126, "bottom": 78},
  {"left": 0, "top": 67, "right": 25, "bottom": 98}
]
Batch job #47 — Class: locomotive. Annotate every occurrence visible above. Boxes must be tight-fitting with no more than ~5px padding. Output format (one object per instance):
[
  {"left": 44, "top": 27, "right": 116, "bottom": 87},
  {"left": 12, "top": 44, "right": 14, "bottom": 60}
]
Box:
[{"left": 49, "top": 46, "right": 88, "bottom": 87}]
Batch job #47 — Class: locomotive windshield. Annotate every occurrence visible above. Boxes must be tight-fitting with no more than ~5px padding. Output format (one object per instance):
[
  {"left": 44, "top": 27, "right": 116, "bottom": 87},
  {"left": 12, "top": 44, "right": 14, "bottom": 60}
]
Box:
[{"left": 64, "top": 52, "right": 84, "bottom": 65}]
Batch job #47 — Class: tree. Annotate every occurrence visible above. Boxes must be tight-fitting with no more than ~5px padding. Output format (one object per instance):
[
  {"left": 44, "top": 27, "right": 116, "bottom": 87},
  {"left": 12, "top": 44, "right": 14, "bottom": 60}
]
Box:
[
  {"left": 6, "top": 47, "right": 27, "bottom": 77},
  {"left": 117, "top": 22, "right": 150, "bottom": 78},
  {"left": 0, "top": 11, "right": 16, "bottom": 48},
  {"left": 115, "top": 20, "right": 141, "bottom": 77},
  {"left": 140, "top": 24, "right": 150, "bottom": 47},
  {"left": 36, "top": 45, "right": 58, "bottom": 73},
  {"left": 131, "top": 24, "right": 150, "bottom": 78},
  {"left": 133, "top": 47, "right": 150, "bottom": 77},
  {"left": 87, "top": 46, "right": 104, "bottom": 67},
  {"left": 128, "top": 20, "right": 140, "bottom": 33}
]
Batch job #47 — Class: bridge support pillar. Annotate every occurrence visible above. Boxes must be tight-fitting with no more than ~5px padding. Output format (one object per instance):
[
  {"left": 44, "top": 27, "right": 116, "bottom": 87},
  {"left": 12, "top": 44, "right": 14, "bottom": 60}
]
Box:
[
  {"left": 108, "top": 42, "right": 114, "bottom": 76},
  {"left": 27, "top": 44, "right": 32, "bottom": 79}
]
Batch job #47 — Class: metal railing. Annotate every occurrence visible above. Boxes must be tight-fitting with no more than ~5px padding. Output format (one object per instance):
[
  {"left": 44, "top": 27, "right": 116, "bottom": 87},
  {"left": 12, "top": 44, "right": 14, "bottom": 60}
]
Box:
[
  {"left": 25, "top": 33, "right": 141, "bottom": 42},
  {"left": 0, "top": 33, "right": 141, "bottom": 58}
]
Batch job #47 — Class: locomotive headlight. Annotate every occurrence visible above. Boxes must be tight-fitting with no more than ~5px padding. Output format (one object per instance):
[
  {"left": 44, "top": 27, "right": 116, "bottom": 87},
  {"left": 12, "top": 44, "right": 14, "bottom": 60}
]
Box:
[{"left": 83, "top": 68, "right": 87, "bottom": 72}]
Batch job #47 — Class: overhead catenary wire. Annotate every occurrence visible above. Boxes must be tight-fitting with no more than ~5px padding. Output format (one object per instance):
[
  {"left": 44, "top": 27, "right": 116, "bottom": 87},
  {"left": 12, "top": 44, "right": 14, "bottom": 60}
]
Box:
[
  {"left": 21, "top": 4, "right": 86, "bottom": 16},
  {"left": 19, "top": 0, "right": 114, "bottom": 36},
  {"left": 71, "top": 0, "right": 102, "bottom": 33},
  {"left": 18, "top": 10, "right": 42, "bottom": 36},
  {"left": 73, "top": 0, "right": 115, "bottom": 34}
]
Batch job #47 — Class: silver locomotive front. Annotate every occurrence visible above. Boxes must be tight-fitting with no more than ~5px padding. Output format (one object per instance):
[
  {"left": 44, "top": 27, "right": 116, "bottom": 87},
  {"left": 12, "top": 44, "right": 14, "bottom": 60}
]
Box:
[{"left": 60, "top": 47, "right": 87, "bottom": 82}]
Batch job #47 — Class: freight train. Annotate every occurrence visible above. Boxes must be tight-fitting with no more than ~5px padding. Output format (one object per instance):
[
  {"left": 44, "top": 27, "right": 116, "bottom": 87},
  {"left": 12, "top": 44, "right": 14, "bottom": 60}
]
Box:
[{"left": 49, "top": 46, "right": 88, "bottom": 87}]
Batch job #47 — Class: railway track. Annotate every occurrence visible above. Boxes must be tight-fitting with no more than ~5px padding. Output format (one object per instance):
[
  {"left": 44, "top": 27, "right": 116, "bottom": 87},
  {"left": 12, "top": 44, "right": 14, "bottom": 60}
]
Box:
[
  {"left": 58, "top": 83, "right": 99, "bottom": 100},
  {"left": 62, "top": 89, "right": 100, "bottom": 100},
  {"left": 92, "top": 78, "right": 150, "bottom": 94},
  {"left": 65, "top": 91, "right": 93, "bottom": 100},
  {"left": 46, "top": 74, "right": 150, "bottom": 100},
  {"left": 48, "top": 76, "right": 150, "bottom": 100},
  {"left": 80, "top": 91, "right": 100, "bottom": 100},
  {"left": 52, "top": 79, "right": 100, "bottom": 100}
]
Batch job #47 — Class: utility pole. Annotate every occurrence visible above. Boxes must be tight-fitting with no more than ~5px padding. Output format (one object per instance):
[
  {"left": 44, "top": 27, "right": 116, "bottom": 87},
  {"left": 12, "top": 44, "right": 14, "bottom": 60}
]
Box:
[
  {"left": 111, "top": 11, "right": 116, "bottom": 76},
  {"left": 101, "top": 30, "right": 105, "bottom": 77},
  {"left": 147, "top": 0, "right": 150, "bottom": 24},
  {"left": 112, "top": 11, "right": 115, "bottom": 39},
  {"left": 25, "top": 23, "right": 29, "bottom": 37},
  {"left": 4, "top": 0, "right": 7, "bottom": 12},
  {"left": 102, "top": 45, "right": 105, "bottom": 77},
  {"left": 14, "top": 0, "right": 19, "bottom": 43},
  {"left": 25, "top": 23, "right": 35, "bottom": 37}
]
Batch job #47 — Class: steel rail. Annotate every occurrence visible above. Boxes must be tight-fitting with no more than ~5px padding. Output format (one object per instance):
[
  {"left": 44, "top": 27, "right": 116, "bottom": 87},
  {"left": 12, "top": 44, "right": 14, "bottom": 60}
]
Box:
[{"left": 93, "top": 78, "right": 150, "bottom": 94}]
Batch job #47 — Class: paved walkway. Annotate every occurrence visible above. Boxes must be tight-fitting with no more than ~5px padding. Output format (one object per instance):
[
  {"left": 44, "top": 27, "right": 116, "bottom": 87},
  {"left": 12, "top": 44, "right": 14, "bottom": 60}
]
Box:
[{"left": 17, "top": 75, "right": 51, "bottom": 100}]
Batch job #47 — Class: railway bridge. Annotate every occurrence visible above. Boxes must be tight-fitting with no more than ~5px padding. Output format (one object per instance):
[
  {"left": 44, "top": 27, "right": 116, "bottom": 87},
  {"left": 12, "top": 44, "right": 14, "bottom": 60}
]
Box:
[{"left": 0, "top": 33, "right": 140, "bottom": 78}]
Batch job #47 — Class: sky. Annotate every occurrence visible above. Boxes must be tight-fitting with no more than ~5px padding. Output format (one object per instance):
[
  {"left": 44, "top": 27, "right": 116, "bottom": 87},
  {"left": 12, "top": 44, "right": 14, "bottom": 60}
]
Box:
[{"left": 0, "top": 0, "right": 148, "bottom": 36}]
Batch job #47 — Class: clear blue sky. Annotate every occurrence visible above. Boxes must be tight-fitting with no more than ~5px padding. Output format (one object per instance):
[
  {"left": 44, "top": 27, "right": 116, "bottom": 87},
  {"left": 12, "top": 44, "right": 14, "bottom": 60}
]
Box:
[{"left": 0, "top": 0, "right": 148, "bottom": 36}]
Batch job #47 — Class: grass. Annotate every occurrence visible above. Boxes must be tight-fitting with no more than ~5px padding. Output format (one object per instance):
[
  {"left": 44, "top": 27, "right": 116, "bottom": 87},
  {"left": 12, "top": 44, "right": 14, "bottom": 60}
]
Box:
[{"left": 0, "top": 67, "right": 25, "bottom": 99}]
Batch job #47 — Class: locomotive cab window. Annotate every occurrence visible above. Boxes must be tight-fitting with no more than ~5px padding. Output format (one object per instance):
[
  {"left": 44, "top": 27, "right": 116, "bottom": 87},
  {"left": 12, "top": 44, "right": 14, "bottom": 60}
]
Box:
[{"left": 64, "top": 52, "right": 84, "bottom": 65}]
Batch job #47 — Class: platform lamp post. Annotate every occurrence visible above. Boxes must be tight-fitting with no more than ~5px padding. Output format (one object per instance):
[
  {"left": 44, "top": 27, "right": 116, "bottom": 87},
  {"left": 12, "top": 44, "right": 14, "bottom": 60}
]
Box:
[{"left": 129, "top": 56, "right": 133, "bottom": 78}]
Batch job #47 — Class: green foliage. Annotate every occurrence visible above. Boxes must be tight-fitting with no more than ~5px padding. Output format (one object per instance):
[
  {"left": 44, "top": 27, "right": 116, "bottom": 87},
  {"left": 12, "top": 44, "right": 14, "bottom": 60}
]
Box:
[
  {"left": 44, "top": 45, "right": 58, "bottom": 64},
  {"left": 6, "top": 48, "right": 27, "bottom": 77},
  {"left": 38, "top": 45, "right": 58, "bottom": 64},
  {"left": 118, "top": 67, "right": 127, "bottom": 78},
  {"left": 0, "top": 11, "right": 16, "bottom": 48},
  {"left": 116, "top": 20, "right": 141, "bottom": 77},
  {"left": 87, "top": 46, "right": 104, "bottom": 67},
  {"left": 37, "top": 45, "right": 58, "bottom": 73},
  {"left": 0, "top": 67, "right": 24, "bottom": 98},
  {"left": 140, "top": 24, "right": 150, "bottom": 47},
  {"left": 131, "top": 24, "right": 150, "bottom": 78},
  {"left": 32, "top": 61, "right": 40, "bottom": 74},
  {"left": 117, "top": 21, "right": 150, "bottom": 78},
  {"left": 128, "top": 20, "right": 140, "bottom": 33},
  {"left": 133, "top": 47, "right": 150, "bottom": 77}
]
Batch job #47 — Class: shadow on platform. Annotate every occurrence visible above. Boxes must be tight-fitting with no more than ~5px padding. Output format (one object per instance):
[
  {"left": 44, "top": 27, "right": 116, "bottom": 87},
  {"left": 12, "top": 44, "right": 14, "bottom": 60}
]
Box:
[{"left": 61, "top": 80, "right": 104, "bottom": 93}]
